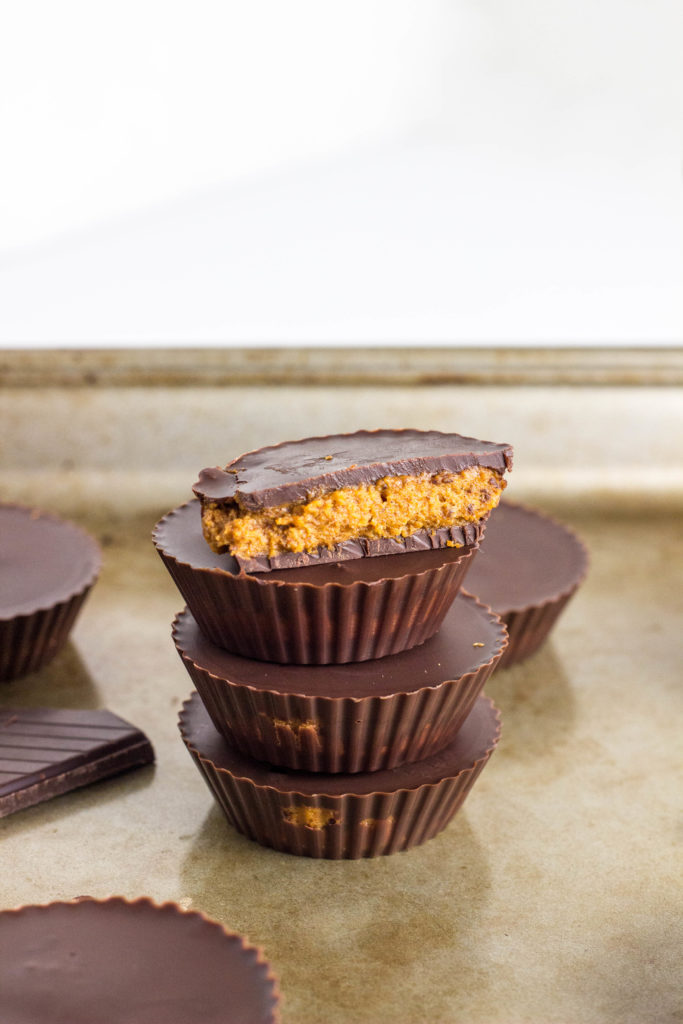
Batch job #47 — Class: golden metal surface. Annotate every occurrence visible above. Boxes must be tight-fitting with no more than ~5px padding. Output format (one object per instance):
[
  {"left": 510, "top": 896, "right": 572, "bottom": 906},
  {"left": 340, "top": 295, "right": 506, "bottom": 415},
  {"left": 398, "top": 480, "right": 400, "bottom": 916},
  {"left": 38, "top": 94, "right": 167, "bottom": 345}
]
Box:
[
  {"left": 1, "top": 345, "right": 683, "bottom": 387},
  {"left": 0, "top": 369, "right": 681, "bottom": 1023},
  {"left": 0, "top": 506, "right": 679, "bottom": 1024}
]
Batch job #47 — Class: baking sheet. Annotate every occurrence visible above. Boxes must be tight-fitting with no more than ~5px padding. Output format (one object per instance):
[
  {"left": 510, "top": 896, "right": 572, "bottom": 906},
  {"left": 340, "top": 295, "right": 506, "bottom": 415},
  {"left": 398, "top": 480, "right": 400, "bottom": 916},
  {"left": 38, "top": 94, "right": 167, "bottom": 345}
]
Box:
[
  {"left": 0, "top": 369, "right": 681, "bottom": 1023},
  {"left": 1, "top": 509, "right": 679, "bottom": 1024}
]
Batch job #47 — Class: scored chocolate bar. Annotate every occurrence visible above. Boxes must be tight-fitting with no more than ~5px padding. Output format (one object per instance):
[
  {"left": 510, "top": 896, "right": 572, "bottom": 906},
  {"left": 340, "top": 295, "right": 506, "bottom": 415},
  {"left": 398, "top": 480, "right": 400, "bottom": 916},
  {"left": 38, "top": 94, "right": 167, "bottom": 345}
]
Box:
[
  {"left": 0, "top": 707, "right": 154, "bottom": 818},
  {"left": 194, "top": 428, "right": 513, "bottom": 572}
]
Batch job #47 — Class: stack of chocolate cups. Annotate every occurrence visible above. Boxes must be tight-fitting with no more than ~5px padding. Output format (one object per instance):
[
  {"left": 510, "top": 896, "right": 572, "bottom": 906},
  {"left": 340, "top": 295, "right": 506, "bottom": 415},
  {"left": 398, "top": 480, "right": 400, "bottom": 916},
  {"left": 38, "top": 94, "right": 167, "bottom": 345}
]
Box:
[{"left": 154, "top": 498, "right": 507, "bottom": 860}]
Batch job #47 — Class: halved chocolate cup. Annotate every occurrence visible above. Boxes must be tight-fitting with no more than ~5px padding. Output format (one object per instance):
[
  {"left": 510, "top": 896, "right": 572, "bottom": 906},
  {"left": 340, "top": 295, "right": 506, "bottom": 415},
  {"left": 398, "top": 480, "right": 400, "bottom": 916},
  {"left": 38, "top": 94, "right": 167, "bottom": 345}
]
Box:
[
  {"left": 0, "top": 505, "right": 101, "bottom": 682},
  {"left": 154, "top": 500, "right": 479, "bottom": 664},
  {"left": 193, "top": 427, "right": 512, "bottom": 571},
  {"left": 173, "top": 592, "right": 507, "bottom": 772},
  {"left": 179, "top": 692, "right": 501, "bottom": 860},
  {"left": 0, "top": 897, "right": 281, "bottom": 1024},
  {"left": 464, "top": 502, "right": 588, "bottom": 667}
]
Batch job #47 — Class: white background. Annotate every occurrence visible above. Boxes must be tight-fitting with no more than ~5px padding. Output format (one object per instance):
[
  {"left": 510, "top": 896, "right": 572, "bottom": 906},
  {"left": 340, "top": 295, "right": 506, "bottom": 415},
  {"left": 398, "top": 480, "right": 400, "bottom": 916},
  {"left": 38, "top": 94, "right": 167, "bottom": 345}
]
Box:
[{"left": 0, "top": 0, "right": 681, "bottom": 346}]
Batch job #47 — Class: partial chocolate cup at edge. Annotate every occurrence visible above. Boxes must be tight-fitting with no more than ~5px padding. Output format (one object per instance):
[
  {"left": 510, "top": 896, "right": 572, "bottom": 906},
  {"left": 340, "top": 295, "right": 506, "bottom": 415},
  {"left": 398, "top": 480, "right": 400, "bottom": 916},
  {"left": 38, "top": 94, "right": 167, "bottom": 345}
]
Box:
[
  {"left": 179, "top": 692, "right": 501, "bottom": 860},
  {"left": 463, "top": 501, "right": 589, "bottom": 668},
  {"left": 173, "top": 591, "right": 507, "bottom": 773},
  {"left": 0, "top": 505, "right": 101, "bottom": 683},
  {"left": 0, "top": 896, "right": 280, "bottom": 1024},
  {"left": 153, "top": 500, "right": 481, "bottom": 665}
]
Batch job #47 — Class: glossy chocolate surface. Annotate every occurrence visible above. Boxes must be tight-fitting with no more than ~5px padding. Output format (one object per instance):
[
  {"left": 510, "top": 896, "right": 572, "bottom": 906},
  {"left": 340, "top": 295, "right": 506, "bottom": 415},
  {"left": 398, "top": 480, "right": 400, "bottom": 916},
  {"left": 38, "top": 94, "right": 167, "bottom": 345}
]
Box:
[
  {"left": 174, "top": 592, "right": 504, "bottom": 700},
  {"left": 464, "top": 502, "right": 588, "bottom": 613},
  {"left": 180, "top": 692, "right": 500, "bottom": 796},
  {"left": 193, "top": 428, "right": 513, "bottom": 507},
  {"left": 0, "top": 505, "right": 101, "bottom": 617},
  {"left": 0, "top": 708, "right": 154, "bottom": 818},
  {"left": 0, "top": 898, "right": 278, "bottom": 1024}
]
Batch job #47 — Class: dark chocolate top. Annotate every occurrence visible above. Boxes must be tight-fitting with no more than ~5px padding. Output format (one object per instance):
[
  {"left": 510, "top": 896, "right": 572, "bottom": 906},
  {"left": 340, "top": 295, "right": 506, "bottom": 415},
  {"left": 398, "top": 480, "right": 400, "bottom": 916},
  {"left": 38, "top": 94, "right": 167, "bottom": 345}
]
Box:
[
  {"left": 0, "top": 505, "right": 101, "bottom": 617},
  {"left": 0, "top": 898, "right": 279, "bottom": 1024},
  {"left": 180, "top": 693, "right": 500, "bottom": 795},
  {"left": 464, "top": 502, "right": 589, "bottom": 614},
  {"left": 155, "top": 500, "right": 473, "bottom": 585},
  {"left": 193, "top": 428, "right": 513, "bottom": 508},
  {"left": 174, "top": 592, "right": 506, "bottom": 699},
  {"left": 0, "top": 708, "right": 154, "bottom": 816}
]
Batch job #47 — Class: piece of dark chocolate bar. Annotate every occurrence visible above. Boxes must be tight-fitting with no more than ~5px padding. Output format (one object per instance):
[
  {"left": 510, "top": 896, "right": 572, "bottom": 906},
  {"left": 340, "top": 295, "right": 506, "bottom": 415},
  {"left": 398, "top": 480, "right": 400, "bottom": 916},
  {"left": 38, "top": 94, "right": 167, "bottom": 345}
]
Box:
[
  {"left": 194, "top": 428, "right": 513, "bottom": 571},
  {"left": 0, "top": 707, "right": 154, "bottom": 818}
]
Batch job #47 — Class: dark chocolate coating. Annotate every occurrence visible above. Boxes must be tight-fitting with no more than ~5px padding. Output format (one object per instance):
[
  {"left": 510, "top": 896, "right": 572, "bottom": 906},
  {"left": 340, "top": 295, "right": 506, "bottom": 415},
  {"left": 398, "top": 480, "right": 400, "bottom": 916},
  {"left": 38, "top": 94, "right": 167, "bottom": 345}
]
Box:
[
  {"left": 464, "top": 501, "right": 588, "bottom": 666},
  {"left": 174, "top": 591, "right": 502, "bottom": 700},
  {"left": 0, "top": 505, "right": 101, "bottom": 617},
  {"left": 233, "top": 522, "right": 482, "bottom": 573},
  {"left": 464, "top": 502, "right": 588, "bottom": 614},
  {"left": 0, "top": 505, "right": 101, "bottom": 681},
  {"left": 193, "top": 428, "right": 513, "bottom": 508},
  {"left": 0, "top": 708, "right": 154, "bottom": 818},
  {"left": 180, "top": 692, "right": 499, "bottom": 796},
  {"left": 0, "top": 898, "right": 279, "bottom": 1024}
]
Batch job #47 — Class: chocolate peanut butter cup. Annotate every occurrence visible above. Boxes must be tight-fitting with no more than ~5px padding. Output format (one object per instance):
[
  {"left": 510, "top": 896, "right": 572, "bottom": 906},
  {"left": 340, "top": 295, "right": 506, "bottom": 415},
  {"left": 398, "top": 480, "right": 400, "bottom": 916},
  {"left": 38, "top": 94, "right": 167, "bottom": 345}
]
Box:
[
  {"left": 173, "top": 592, "right": 507, "bottom": 772},
  {"left": 154, "top": 500, "right": 478, "bottom": 664},
  {"left": 179, "top": 692, "right": 501, "bottom": 860},
  {"left": 0, "top": 897, "right": 280, "bottom": 1024},
  {"left": 0, "top": 505, "right": 101, "bottom": 682},
  {"left": 194, "top": 428, "right": 512, "bottom": 572},
  {"left": 464, "top": 502, "right": 588, "bottom": 667}
]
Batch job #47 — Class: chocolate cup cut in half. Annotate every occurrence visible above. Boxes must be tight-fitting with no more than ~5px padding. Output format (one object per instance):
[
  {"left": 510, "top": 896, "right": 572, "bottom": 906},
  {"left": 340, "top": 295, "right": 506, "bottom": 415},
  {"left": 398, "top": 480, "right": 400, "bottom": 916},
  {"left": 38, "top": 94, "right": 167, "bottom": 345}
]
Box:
[
  {"left": 154, "top": 500, "right": 479, "bottom": 665},
  {"left": 173, "top": 591, "right": 507, "bottom": 773},
  {"left": 464, "top": 501, "right": 589, "bottom": 667},
  {"left": 179, "top": 692, "right": 501, "bottom": 860},
  {"left": 0, "top": 505, "right": 101, "bottom": 682},
  {"left": 0, "top": 897, "right": 280, "bottom": 1024},
  {"left": 193, "top": 427, "right": 512, "bottom": 572}
]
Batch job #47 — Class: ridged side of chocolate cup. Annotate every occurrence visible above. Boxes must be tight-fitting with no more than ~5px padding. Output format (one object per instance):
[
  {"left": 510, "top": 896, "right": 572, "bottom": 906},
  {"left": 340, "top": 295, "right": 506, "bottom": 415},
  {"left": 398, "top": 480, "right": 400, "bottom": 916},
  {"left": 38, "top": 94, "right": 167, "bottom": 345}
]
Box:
[
  {"left": 172, "top": 595, "right": 507, "bottom": 772},
  {"left": 463, "top": 501, "right": 589, "bottom": 668},
  {"left": 0, "top": 505, "right": 101, "bottom": 683},
  {"left": 0, "top": 590, "right": 92, "bottom": 683},
  {"left": 154, "top": 502, "right": 478, "bottom": 664},
  {"left": 195, "top": 763, "right": 492, "bottom": 859},
  {"left": 0, "top": 505, "right": 100, "bottom": 684},
  {"left": 496, "top": 591, "right": 578, "bottom": 667},
  {"left": 179, "top": 694, "right": 501, "bottom": 860}
]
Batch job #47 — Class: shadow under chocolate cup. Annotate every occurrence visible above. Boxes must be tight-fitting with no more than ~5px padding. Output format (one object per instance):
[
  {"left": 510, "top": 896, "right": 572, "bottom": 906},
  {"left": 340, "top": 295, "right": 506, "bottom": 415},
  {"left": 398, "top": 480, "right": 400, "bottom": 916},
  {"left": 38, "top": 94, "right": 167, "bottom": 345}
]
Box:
[
  {"left": 179, "top": 692, "right": 501, "bottom": 860},
  {"left": 154, "top": 500, "right": 479, "bottom": 665},
  {"left": 173, "top": 592, "right": 507, "bottom": 773},
  {"left": 0, "top": 505, "right": 101, "bottom": 683},
  {"left": 464, "top": 501, "right": 589, "bottom": 668},
  {"left": 0, "top": 897, "right": 280, "bottom": 1024}
]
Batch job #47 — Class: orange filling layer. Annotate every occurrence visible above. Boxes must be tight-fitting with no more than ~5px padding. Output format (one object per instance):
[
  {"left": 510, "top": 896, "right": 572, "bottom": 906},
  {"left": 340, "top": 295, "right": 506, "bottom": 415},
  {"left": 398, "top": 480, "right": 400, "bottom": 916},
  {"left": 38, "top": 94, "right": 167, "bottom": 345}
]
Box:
[
  {"left": 202, "top": 466, "right": 505, "bottom": 558},
  {"left": 283, "top": 806, "right": 340, "bottom": 829}
]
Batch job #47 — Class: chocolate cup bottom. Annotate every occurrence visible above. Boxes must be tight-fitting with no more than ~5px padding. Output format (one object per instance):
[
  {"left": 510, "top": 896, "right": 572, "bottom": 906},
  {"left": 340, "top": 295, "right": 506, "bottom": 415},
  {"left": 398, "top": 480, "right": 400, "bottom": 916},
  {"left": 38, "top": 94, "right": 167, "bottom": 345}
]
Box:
[{"left": 179, "top": 692, "right": 501, "bottom": 860}]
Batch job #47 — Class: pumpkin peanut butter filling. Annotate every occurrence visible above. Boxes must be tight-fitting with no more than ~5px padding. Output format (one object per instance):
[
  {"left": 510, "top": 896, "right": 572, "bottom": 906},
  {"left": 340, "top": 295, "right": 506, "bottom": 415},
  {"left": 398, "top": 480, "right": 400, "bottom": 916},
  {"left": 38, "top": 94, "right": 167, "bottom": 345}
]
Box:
[{"left": 201, "top": 466, "right": 505, "bottom": 559}]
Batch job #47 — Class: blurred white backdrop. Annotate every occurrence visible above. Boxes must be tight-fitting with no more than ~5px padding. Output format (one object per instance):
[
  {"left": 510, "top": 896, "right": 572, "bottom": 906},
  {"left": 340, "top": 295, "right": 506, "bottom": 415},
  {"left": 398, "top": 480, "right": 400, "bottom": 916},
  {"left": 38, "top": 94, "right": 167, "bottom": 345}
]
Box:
[{"left": 0, "top": 0, "right": 681, "bottom": 345}]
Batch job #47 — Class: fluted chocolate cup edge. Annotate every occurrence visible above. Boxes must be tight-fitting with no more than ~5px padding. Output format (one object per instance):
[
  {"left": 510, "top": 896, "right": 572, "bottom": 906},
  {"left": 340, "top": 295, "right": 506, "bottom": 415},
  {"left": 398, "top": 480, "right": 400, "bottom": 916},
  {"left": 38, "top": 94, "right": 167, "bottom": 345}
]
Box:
[
  {"left": 178, "top": 695, "right": 502, "bottom": 860},
  {"left": 154, "top": 503, "right": 480, "bottom": 664},
  {"left": 172, "top": 597, "right": 507, "bottom": 772}
]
